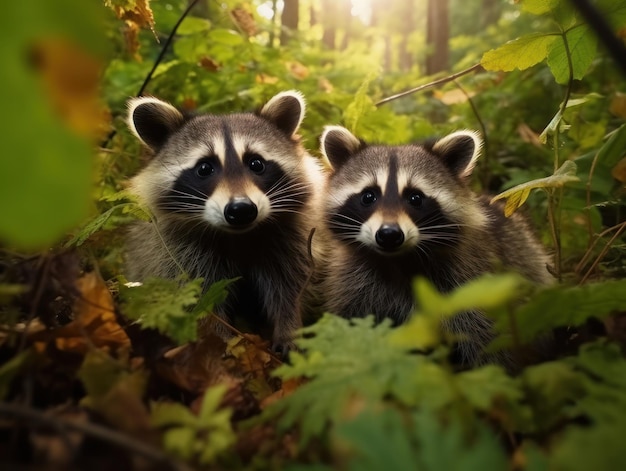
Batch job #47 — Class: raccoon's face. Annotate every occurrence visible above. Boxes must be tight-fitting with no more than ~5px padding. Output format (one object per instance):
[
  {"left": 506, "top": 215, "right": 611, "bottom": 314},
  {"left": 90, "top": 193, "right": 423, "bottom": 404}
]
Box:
[
  {"left": 127, "top": 91, "right": 309, "bottom": 233},
  {"left": 321, "top": 126, "right": 485, "bottom": 256}
]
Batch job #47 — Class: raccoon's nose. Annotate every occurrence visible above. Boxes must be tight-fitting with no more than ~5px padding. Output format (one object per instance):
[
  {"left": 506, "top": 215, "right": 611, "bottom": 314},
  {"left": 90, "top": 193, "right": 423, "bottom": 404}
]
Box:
[
  {"left": 224, "top": 198, "right": 258, "bottom": 226},
  {"left": 375, "top": 224, "right": 405, "bottom": 250}
]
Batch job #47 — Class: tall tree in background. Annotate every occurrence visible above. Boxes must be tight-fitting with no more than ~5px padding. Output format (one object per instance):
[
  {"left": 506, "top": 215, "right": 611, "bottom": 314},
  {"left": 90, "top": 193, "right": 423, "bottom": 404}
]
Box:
[
  {"left": 280, "top": 0, "right": 299, "bottom": 45},
  {"left": 425, "top": 0, "right": 449, "bottom": 74},
  {"left": 321, "top": 0, "right": 339, "bottom": 49}
]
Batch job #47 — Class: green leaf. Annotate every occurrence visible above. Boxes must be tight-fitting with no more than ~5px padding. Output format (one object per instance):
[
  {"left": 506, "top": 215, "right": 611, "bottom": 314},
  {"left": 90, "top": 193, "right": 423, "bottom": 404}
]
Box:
[
  {"left": 120, "top": 277, "right": 203, "bottom": 344},
  {"left": 208, "top": 29, "right": 244, "bottom": 46},
  {"left": 344, "top": 73, "right": 377, "bottom": 134},
  {"left": 521, "top": 361, "right": 586, "bottom": 431},
  {"left": 333, "top": 409, "right": 507, "bottom": 471},
  {"left": 550, "top": 416, "right": 626, "bottom": 471},
  {"left": 151, "top": 385, "right": 235, "bottom": 464},
  {"left": 547, "top": 26, "right": 597, "bottom": 84},
  {"left": 481, "top": 33, "right": 558, "bottom": 72},
  {"left": 333, "top": 408, "right": 419, "bottom": 471},
  {"left": 490, "top": 161, "right": 579, "bottom": 216},
  {"left": 522, "top": 0, "right": 562, "bottom": 15},
  {"left": 491, "top": 279, "right": 626, "bottom": 346},
  {"left": 456, "top": 365, "right": 522, "bottom": 412},
  {"left": 64, "top": 202, "right": 148, "bottom": 247},
  {"left": 0, "top": 0, "right": 106, "bottom": 249},
  {"left": 190, "top": 277, "right": 238, "bottom": 318},
  {"left": 120, "top": 276, "right": 234, "bottom": 344},
  {"left": 177, "top": 16, "right": 211, "bottom": 35},
  {"left": 259, "top": 315, "right": 422, "bottom": 446},
  {"left": 411, "top": 410, "right": 508, "bottom": 471},
  {"left": 595, "top": 123, "right": 626, "bottom": 168}
]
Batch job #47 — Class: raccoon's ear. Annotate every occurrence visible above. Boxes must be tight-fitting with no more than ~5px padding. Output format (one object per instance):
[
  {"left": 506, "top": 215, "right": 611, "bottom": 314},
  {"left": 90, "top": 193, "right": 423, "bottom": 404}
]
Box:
[
  {"left": 260, "top": 90, "right": 306, "bottom": 137},
  {"left": 320, "top": 126, "right": 364, "bottom": 169},
  {"left": 431, "top": 130, "right": 482, "bottom": 179},
  {"left": 127, "top": 97, "right": 185, "bottom": 151}
]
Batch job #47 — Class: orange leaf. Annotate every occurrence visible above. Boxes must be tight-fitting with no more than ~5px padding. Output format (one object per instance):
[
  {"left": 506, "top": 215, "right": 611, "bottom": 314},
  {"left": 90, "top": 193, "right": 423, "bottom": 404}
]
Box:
[{"left": 53, "top": 271, "right": 130, "bottom": 354}]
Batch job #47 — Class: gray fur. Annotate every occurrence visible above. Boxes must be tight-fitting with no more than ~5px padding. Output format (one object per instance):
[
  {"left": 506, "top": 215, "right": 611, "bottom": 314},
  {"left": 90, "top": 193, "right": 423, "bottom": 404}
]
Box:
[
  {"left": 125, "top": 91, "right": 325, "bottom": 353},
  {"left": 312, "top": 126, "right": 551, "bottom": 366}
]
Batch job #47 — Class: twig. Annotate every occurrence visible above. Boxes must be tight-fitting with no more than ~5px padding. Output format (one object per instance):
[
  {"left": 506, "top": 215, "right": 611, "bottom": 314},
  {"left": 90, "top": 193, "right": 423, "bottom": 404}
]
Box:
[
  {"left": 453, "top": 79, "right": 489, "bottom": 187},
  {"left": 580, "top": 221, "right": 626, "bottom": 284},
  {"left": 375, "top": 63, "right": 483, "bottom": 107},
  {"left": 0, "top": 402, "right": 193, "bottom": 471},
  {"left": 100, "top": 0, "right": 202, "bottom": 149},
  {"left": 575, "top": 222, "right": 626, "bottom": 274}
]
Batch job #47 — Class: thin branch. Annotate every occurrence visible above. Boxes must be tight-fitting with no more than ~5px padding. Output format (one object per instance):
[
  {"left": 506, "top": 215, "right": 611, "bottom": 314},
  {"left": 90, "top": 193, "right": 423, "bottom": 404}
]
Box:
[
  {"left": 580, "top": 221, "right": 626, "bottom": 284},
  {"left": 575, "top": 221, "right": 626, "bottom": 274},
  {"left": 100, "top": 0, "right": 202, "bottom": 149},
  {"left": 453, "top": 79, "right": 489, "bottom": 187},
  {"left": 0, "top": 402, "right": 192, "bottom": 471},
  {"left": 375, "top": 63, "right": 483, "bottom": 107}
]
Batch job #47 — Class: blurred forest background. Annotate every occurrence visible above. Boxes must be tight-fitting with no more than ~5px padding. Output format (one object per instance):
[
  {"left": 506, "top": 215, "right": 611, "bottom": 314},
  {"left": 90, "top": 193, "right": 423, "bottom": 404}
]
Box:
[{"left": 1, "top": 0, "right": 626, "bottom": 469}]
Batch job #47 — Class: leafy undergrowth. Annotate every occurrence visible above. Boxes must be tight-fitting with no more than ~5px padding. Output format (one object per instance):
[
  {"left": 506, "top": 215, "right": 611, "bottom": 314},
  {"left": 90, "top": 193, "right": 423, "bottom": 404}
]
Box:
[{"left": 1, "top": 252, "right": 626, "bottom": 470}]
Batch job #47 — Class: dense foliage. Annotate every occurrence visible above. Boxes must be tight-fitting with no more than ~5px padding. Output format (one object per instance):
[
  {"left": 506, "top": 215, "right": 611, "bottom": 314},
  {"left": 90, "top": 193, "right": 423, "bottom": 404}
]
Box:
[{"left": 1, "top": 0, "right": 626, "bottom": 469}]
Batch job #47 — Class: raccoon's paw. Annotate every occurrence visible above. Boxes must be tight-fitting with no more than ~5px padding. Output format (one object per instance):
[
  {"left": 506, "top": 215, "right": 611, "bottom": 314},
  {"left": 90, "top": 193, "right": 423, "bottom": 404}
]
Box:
[{"left": 271, "top": 338, "right": 296, "bottom": 359}]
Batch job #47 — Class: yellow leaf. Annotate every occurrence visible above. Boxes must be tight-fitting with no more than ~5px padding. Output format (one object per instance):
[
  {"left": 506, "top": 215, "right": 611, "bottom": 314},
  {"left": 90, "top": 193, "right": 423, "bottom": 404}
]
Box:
[
  {"left": 504, "top": 188, "right": 531, "bottom": 217},
  {"left": 491, "top": 161, "right": 579, "bottom": 216}
]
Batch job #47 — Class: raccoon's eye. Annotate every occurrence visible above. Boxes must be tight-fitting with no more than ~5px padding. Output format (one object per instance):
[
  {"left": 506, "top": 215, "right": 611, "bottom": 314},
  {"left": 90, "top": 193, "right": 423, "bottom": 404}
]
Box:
[
  {"left": 247, "top": 154, "right": 266, "bottom": 174},
  {"left": 195, "top": 161, "right": 214, "bottom": 178},
  {"left": 360, "top": 189, "right": 377, "bottom": 206},
  {"left": 408, "top": 191, "right": 424, "bottom": 208}
]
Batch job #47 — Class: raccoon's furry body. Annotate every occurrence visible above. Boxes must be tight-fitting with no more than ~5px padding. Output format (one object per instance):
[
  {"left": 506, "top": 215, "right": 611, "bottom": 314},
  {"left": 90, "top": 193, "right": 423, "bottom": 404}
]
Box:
[
  {"left": 314, "top": 126, "right": 551, "bottom": 365},
  {"left": 125, "top": 91, "right": 324, "bottom": 353}
]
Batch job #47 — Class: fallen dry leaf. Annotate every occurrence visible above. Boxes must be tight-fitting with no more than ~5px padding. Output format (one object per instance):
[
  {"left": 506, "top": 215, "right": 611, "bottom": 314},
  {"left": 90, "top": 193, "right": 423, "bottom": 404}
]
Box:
[{"left": 47, "top": 270, "right": 130, "bottom": 354}]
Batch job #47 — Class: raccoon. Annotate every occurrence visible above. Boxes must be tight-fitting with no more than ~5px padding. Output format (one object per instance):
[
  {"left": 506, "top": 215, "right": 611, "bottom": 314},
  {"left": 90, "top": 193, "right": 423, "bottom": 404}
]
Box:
[
  {"left": 315, "top": 126, "right": 551, "bottom": 365},
  {"left": 125, "top": 91, "right": 324, "bottom": 354}
]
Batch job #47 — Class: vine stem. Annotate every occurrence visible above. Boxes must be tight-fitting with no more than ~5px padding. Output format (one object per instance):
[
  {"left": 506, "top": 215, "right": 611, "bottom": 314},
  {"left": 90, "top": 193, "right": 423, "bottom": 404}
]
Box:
[
  {"left": 548, "top": 27, "right": 576, "bottom": 280},
  {"left": 375, "top": 63, "right": 483, "bottom": 107}
]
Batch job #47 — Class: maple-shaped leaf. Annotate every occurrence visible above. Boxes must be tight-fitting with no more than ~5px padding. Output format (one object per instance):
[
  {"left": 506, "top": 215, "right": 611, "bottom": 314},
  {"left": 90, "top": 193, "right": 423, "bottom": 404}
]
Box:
[
  {"left": 258, "top": 315, "right": 422, "bottom": 446},
  {"left": 490, "top": 160, "right": 579, "bottom": 216},
  {"left": 120, "top": 277, "right": 235, "bottom": 345},
  {"left": 331, "top": 408, "right": 508, "bottom": 471}
]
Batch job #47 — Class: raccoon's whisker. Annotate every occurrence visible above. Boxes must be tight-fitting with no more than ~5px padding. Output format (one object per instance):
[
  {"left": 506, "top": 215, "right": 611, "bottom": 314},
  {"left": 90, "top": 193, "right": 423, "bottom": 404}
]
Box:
[
  {"left": 267, "top": 183, "right": 310, "bottom": 200},
  {"left": 166, "top": 188, "right": 209, "bottom": 200}
]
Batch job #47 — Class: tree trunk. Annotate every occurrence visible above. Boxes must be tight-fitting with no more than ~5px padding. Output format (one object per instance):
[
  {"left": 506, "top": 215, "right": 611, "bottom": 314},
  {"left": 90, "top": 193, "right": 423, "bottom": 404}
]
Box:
[
  {"left": 321, "top": 0, "right": 338, "bottom": 49},
  {"left": 339, "top": 1, "right": 352, "bottom": 51},
  {"left": 482, "top": 0, "right": 502, "bottom": 29},
  {"left": 280, "top": 0, "right": 299, "bottom": 45},
  {"left": 425, "top": 0, "right": 449, "bottom": 74}
]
